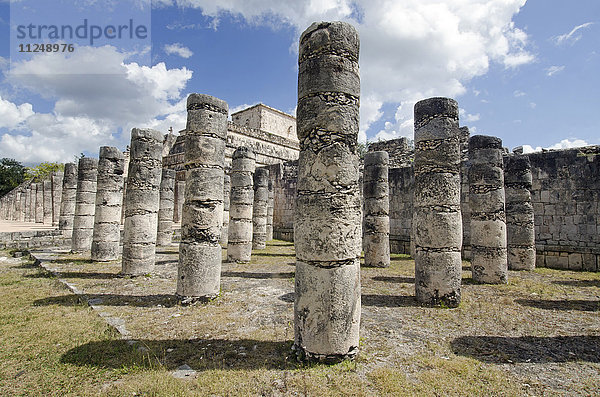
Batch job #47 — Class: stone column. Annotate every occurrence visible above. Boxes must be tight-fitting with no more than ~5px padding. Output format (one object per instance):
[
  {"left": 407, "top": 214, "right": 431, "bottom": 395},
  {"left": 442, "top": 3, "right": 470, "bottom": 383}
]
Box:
[
  {"left": 35, "top": 182, "right": 44, "bottom": 223},
  {"left": 505, "top": 154, "right": 535, "bottom": 270},
  {"left": 294, "top": 21, "right": 362, "bottom": 362},
  {"left": 18, "top": 190, "right": 25, "bottom": 222},
  {"left": 59, "top": 163, "right": 78, "bottom": 237},
  {"left": 174, "top": 180, "right": 185, "bottom": 223},
  {"left": 266, "top": 178, "right": 274, "bottom": 241},
  {"left": 468, "top": 135, "right": 507, "bottom": 284},
  {"left": 122, "top": 128, "right": 163, "bottom": 275},
  {"left": 43, "top": 180, "right": 53, "bottom": 224},
  {"left": 71, "top": 158, "right": 98, "bottom": 252},
  {"left": 156, "top": 168, "right": 176, "bottom": 246},
  {"left": 252, "top": 168, "right": 269, "bottom": 250},
  {"left": 413, "top": 97, "right": 462, "bottom": 307},
  {"left": 220, "top": 174, "right": 230, "bottom": 246},
  {"left": 120, "top": 149, "right": 130, "bottom": 225},
  {"left": 29, "top": 184, "right": 37, "bottom": 222},
  {"left": 227, "top": 147, "right": 255, "bottom": 263},
  {"left": 177, "top": 94, "right": 227, "bottom": 300},
  {"left": 91, "top": 147, "right": 125, "bottom": 261},
  {"left": 51, "top": 171, "right": 63, "bottom": 226},
  {"left": 24, "top": 186, "right": 31, "bottom": 222},
  {"left": 363, "top": 151, "right": 390, "bottom": 267}
]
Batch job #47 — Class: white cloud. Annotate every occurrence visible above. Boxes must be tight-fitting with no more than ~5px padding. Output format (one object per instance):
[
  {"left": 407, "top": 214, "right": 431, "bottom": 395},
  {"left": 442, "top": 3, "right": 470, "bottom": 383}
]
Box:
[
  {"left": 529, "top": 102, "right": 536, "bottom": 109},
  {"left": 553, "top": 22, "right": 594, "bottom": 46},
  {"left": 164, "top": 43, "right": 194, "bottom": 58},
  {"left": 546, "top": 65, "right": 565, "bottom": 77},
  {"left": 513, "top": 90, "right": 526, "bottom": 97},
  {"left": 459, "top": 107, "right": 480, "bottom": 122},
  {"left": 521, "top": 138, "right": 590, "bottom": 154},
  {"left": 0, "top": 96, "right": 34, "bottom": 129}
]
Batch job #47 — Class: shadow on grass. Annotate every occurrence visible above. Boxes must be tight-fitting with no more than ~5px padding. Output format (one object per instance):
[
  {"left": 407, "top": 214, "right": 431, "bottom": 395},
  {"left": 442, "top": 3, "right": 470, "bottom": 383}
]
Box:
[
  {"left": 252, "top": 252, "right": 296, "bottom": 258},
  {"left": 371, "top": 276, "right": 414, "bottom": 284},
  {"left": 267, "top": 242, "right": 294, "bottom": 247},
  {"left": 155, "top": 249, "right": 179, "bottom": 255},
  {"left": 361, "top": 294, "right": 419, "bottom": 307},
  {"left": 25, "top": 271, "right": 120, "bottom": 279},
  {"left": 61, "top": 338, "right": 298, "bottom": 371},
  {"left": 155, "top": 259, "right": 177, "bottom": 266},
  {"left": 222, "top": 271, "right": 294, "bottom": 279},
  {"left": 515, "top": 299, "right": 599, "bottom": 312},
  {"left": 551, "top": 279, "right": 600, "bottom": 288},
  {"left": 34, "top": 293, "right": 179, "bottom": 307},
  {"left": 46, "top": 258, "right": 95, "bottom": 265},
  {"left": 451, "top": 335, "right": 600, "bottom": 363}
]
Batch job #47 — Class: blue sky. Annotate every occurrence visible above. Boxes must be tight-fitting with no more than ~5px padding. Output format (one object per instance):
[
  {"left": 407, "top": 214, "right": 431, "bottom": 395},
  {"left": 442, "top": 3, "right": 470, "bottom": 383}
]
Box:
[{"left": 0, "top": 0, "right": 598, "bottom": 164}]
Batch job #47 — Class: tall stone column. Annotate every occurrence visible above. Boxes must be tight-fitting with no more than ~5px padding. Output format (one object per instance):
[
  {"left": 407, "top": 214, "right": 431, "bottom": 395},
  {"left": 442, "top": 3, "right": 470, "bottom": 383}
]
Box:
[
  {"left": 177, "top": 94, "right": 227, "bottom": 300},
  {"left": 51, "top": 171, "right": 63, "bottom": 226},
  {"left": 71, "top": 158, "right": 98, "bottom": 252},
  {"left": 505, "top": 155, "right": 535, "bottom": 270},
  {"left": 59, "top": 163, "right": 78, "bottom": 237},
  {"left": 24, "top": 186, "right": 31, "bottom": 222},
  {"left": 174, "top": 180, "right": 185, "bottom": 223},
  {"left": 252, "top": 168, "right": 269, "bottom": 249},
  {"left": 294, "top": 21, "right": 362, "bottom": 362},
  {"left": 156, "top": 168, "right": 176, "bottom": 246},
  {"left": 266, "top": 178, "right": 274, "bottom": 241},
  {"left": 413, "top": 97, "right": 462, "bottom": 307},
  {"left": 91, "top": 147, "right": 125, "bottom": 261},
  {"left": 28, "top": 184, "right": 37, "bottom": 222},
  {"left": 468, "top": 135, "right": 507, "bottom": 284},
  {"left": 227, "top": 147, "right": 256, "bottom": 263},
  {"left": 43, "top": 180, "right": 53, "bottom": 224},
  {"left": 363, "top": 151, "right": 390, "bottom": 267},
  {"left": 35, "top": 182, "right": 44, "bottom": 223},
  {"left": 18, "top": 190, "right": 26, "bottom": 222},
  {"left": 220, "top": 174, "right": 231, "bottom": 246},
  {"left": 120, "top": 149, "right": 130, "bottom": 225},
  {"left": 122, "top": 128, "right": 163, "bottom": 275}
]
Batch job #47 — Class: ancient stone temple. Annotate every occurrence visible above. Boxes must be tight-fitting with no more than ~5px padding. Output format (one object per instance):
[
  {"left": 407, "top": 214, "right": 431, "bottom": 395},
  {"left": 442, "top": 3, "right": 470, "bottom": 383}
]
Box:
[
  {"left": 252, "top": 168, "right": 269, "bottom": 250},
  {"left": 468, "top": 135, "right": 507, "bottom": 284},
  {"left": 156, "top": 168, "right": 176, "bottom": 246},
  {"left": 59, "top": 163, "right": 78, "bottom": 237},
  {"left": 177, "top": 94, "right": 227, "bottom": 300},
  {"left": 122, "top": 128, "right": 163, "bottom": 275},
  {"left": 413, "top": 97, "right": 462, "bottom": 307},
  {"left": 294, "top": 21, "right": 362, "bottom": 362},
  {"left": 71, "top": 158, "right": 98, "bottom": 252},
  {"left": 227, "top": 147, "right": 256, "bottom": 263},
  {"left": 505, "top": 154, "right": 535, "bottom": 270},
  {"left": 91, "top": 147, "right": 125, "bottom": 262},
  {"left": 363, "top": 151, "right": 390, "bottom": 267}
]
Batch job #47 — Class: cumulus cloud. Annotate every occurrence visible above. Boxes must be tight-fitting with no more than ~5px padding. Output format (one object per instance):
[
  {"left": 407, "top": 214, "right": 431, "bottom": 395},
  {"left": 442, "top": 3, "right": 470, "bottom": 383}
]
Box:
[
  {"left": 164, "top": 43, "right": 194, "bottom": 58},
  {"left": 546, "top": 65, "right": 565, "bottom": 77},
  {"left": 513, "top": 90, "right": 526, "bottom": 97},
  {"left": 553, "top": 22, "right": 594, "bottom": 46},
  {"left": 0, "top": 96, "right": 34, "bottom": 129},
  {"left": 521, "top": 138, "right": 590, "bottom": 154}
]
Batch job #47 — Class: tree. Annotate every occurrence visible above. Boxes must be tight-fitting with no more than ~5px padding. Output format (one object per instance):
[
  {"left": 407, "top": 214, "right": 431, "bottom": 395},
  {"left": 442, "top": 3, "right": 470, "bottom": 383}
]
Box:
[
  {"left": 0, "top": 158, "right": 26, "bottom": 196},
  {"left": 25, "top": 162, "right": 65, "bottom": 181}
]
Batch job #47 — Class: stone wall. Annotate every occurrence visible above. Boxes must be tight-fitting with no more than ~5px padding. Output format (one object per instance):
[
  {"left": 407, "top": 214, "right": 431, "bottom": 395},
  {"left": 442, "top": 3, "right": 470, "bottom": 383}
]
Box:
[
  {"left": 369, "top": 137, "right": 414, "bottom": 168},
  {"left": 388, "top": 166, "right": 413, "bottom": 255},
  {"left": 267, "top": 160, "right": 298, "bottom": 242},
  {"left": 231, "top": 103, "right": 297, "bottom": 142}
]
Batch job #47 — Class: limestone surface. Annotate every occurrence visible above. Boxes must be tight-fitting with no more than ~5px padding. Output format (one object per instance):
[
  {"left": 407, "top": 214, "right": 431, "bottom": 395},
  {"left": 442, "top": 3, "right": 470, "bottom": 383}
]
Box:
[
  {"left": 252, "top": 168, "right": 269, "bottom": 250},
  {"left": 363, "top": 151, "right": 390, "bottom": 268},
  {"left": 51, "top": 172, "right": 63, "bottom": 226},
  {"left": 266, "top": 178, "right": 274, "bottom": 241},
  {"left": 220, "top": 174, "right": 231, "bottom": 246},
  {"left": 35, "top": 183, "right": 43, "bottom": 223},
  {"left": 43, "top": 180, "right": 53, "bottom": 224},
  {"left": 71, "top": 158, "right": 98, "bottom": 252},
  {"left": 413, "top": 97, "right": 462, "bottom": 307},
  {"left": 156, "top": 168, "right": 176, "bottom": 246},
  {"left": 294, "top": 21, "right": 362, "bottom": 362},
  {"left": 59, "top": 163, "right": 78, "bottom": 237}
]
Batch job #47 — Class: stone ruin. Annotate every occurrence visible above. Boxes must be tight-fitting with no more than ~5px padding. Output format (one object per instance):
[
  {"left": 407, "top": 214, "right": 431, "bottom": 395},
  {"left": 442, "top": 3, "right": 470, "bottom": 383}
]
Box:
[{"left": 0, "top": 20, "right": 599, "bottom": 366}]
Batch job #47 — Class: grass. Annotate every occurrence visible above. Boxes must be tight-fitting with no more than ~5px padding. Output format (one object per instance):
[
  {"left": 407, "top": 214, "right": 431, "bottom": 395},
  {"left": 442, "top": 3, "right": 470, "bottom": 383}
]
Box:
[{"left": 1, "top": 242, "right": 599, "bottom": 396}]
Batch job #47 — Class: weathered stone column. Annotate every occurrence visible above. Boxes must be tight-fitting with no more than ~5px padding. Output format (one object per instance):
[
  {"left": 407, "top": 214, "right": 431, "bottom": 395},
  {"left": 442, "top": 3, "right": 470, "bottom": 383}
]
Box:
[
  {"left": 468, "top": 135, "right": 507, "bottom": 284},
  {"left": 363, "top": 151, "right": 390, "bottom": 267},
  {"left": 227, "top": 147, "right": 255, "bottom": 263},
  {"left": 43, "top": 180, "right": 53, "bottom": 224},
  {"left": 252, "top": 168, "right": 269, "bottom": 249},
  {"left": 122, "top": 128, "right": 163, "bottom": 275},
  {"left": 156, "top": 168, "right": 176, "bottom": 246},
  {"left": 71, "top": 158, "right": 98, "bottom": 252},
  {"left": 91, "top": 147, "right": 125, "bottom": 261},
  {"left": 220, "top": 174, "right": 230, "bottom": 246},
  {"left": 505, "top": 154, "right": 535, "bottom": 270},
  {"left": 294, "top": 21, "right": 362, "bottom": 362},
  {"left": 18, "top": 189, "right": 26, "bottom": 222},
  {"left": 413, "top": 97, "right": 462, "bottom": 307},
  {"left": 59, "top": 163, "right": 78, "bottom": 237},
  {"left": 174, "top": 180, "right": 185, "bottom": 223},
  {"left": 35, "top": 182, "right": 44, "bottom": 223},
  {"left": 120, "top": 150, "right": 130, "bottom": 226},
  {"left": 24, "top": 186, "right": 31, "bottom": 222},
  {"left": 51, "top": 171, "right": 64, "bottom": 226},
  {"left": 28, "top": 184, "right": 36, "bottom": 222},
  {"left": 177, "top": 94, "right": 227, "bottom": 300},
  {"left": 266, "top": 178, "right": 274, "bottom": 241}
]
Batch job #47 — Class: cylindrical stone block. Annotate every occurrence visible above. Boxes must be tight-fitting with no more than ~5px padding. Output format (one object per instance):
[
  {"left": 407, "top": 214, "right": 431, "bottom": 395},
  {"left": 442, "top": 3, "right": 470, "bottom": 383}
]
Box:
[
  {"left": 266, "top": 178, "right": 274, "bottom": 241},
  {"left": 43, "top": 180, "right": 53, "bottom": 224},
  {"left": 35, "top": 183, "right": 44, "bottom": 223},
  {"left": 174, "top": 180, "right": 185, "bottom": 223},
  {"left": 51, "top": 172, "right": 63, "bottom": 226},
  {"left": 220, "top": 174, "right": 231, "bottom": 246},
  {"left": 363, "top": 151, "right": 390, "bottom": 268},
  {"left": 252, "top": 168, "right": 269, "bottom": 250},
  {"left": 59, "top": 163, "right": 78, "bottom": 237},
  {"left": 120, "top": 153, "right": 130, "bottom": 226},
  {"left": 413, "top": 97, "right": 462, "bottom": 307},
  {"left": 177, "top": 94, "right": 228, "bottom": 300},
  {"left": 468, "top": 135, "right": 508, "bottom": 284},
  {"left": 24, "top": 187, "right": 31, "bottom": 222},
  {"left": 227, "top": 147, "right": 255, "bottom": 263},
  {"left": 122, "top": 128, "right": 163, "bottom": 275},
  {"left": 91, "top": 147, "right": 125, "bottom": 261},
  {"left": 505, "top": 154, "right": 535, "bottom": 270},
  {"left": 156, "top": 168, "right": 176, "bottom": 246},
  {"left": 294, "top": 21, "right": 361, "bottom": 363},
  {"left": 71, "top": 158, "right": 98, "bottom": 252},
  {"left": 29, "top": 184, "right": 37, "bottom": 222}
]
